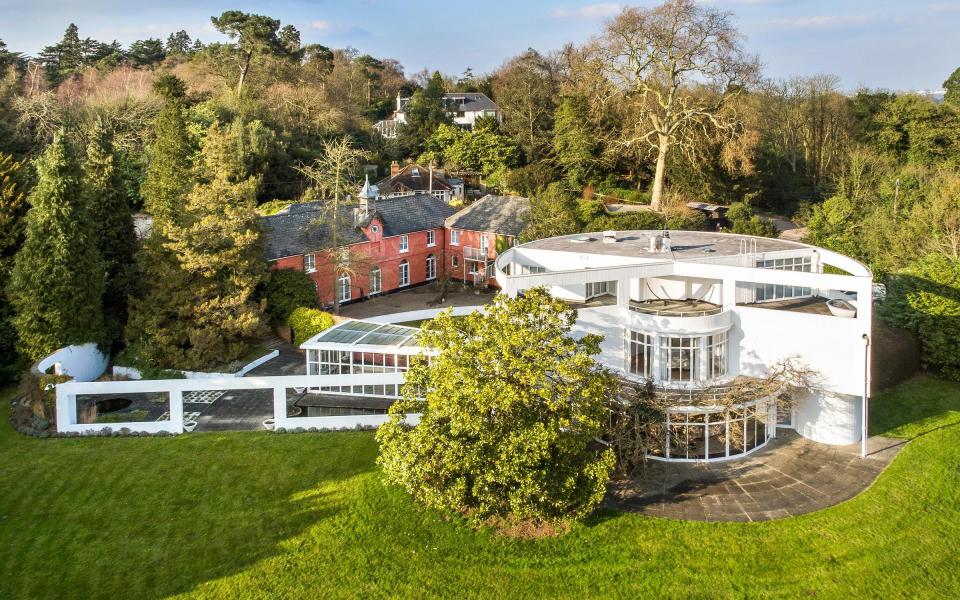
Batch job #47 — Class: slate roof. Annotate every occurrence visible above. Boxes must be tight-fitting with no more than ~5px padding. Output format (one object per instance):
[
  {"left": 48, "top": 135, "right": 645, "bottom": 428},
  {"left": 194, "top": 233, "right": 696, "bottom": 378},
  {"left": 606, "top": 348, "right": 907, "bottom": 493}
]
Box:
[
  {"left": 445, "top": 195, "right": 530, "bottom": 237},
  {"left": 261, "top": 194, "right": 457, "bottom": 260},
  {"left": 444, "top": 93, "right": 499, "bottom": 113},
  {"left": 376, "top": 163, "right": 453, "bottom": 196},
  {"left": 397, "top": 93, "right": 500, "bottom": 115}
]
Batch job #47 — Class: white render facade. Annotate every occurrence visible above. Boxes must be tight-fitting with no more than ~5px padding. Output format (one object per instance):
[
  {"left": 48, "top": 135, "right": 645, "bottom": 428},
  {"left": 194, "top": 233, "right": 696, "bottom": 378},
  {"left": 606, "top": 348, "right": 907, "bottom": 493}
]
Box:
[{"left": 495, "top": 230, "right": 874, "bottom": 461}]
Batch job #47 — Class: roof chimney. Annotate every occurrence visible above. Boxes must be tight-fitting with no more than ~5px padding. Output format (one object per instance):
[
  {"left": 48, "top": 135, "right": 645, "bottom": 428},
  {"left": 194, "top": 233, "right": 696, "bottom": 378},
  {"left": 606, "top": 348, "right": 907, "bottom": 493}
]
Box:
[
  {"left": 429, "top": 162, "right": 434, "bottom": 195},
  {"left": 390, "top": 160, "right": 400, "bottom": 177}
]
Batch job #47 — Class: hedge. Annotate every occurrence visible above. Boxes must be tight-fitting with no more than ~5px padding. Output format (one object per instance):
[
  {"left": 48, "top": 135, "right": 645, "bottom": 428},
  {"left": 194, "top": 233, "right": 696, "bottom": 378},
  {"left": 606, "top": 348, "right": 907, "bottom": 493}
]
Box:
[
  {"left": 288, "top": 308, "right": 336, "bottom": 346},
  {"left": 265, "top": 269, "right": 320, "bottom": 324}
]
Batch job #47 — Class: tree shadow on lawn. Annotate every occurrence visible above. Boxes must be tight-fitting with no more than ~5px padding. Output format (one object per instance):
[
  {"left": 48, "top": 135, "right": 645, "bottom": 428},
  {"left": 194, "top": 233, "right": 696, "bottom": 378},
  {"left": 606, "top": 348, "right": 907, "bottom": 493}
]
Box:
[
  {"left": 0, "top": 426, "right": 381, "bottom": 600},
  {"left": 868, "top": 373, "right": 960, "bottom": 440}
]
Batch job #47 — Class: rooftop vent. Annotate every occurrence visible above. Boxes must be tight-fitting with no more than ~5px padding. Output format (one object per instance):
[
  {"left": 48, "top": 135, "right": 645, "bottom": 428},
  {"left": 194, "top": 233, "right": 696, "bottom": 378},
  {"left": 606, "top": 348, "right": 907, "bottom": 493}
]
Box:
[
  {"left": 570, "top": 235, "right": 591, "bottom": 244},
  {"left": 602, "top": 230, "right": 618, "bottom": 244}
]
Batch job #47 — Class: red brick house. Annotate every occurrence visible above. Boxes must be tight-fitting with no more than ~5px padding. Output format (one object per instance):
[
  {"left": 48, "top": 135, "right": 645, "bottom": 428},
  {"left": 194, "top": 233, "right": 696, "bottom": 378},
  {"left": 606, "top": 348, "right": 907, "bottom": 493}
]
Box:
[
  {"left": 262, "top": 194, "right": 457, "bottom": 308},
  {"left": 444, "top": 195, "right": 531, "bottom": 285},
  {"left": 262, "top": 193, "right": 530, "bottom": 306}
]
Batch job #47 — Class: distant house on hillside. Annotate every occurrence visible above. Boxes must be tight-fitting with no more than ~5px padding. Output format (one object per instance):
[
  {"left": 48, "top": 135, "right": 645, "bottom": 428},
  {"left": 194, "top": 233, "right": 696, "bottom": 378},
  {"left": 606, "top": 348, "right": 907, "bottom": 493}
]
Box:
[
  {"left": 374, "top": 92, "right": 501, "bottom": 138},
  {"left": 375, "top": 162, "right": 463, "bottom": 203},
  {"left": 444, "top": 195, "right": 530, "bottom": 285}
]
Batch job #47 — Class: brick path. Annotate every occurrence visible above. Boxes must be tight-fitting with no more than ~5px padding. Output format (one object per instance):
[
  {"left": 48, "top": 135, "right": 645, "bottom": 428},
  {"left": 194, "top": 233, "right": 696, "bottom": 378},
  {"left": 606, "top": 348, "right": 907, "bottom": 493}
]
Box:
[{"left": 606, "top": 430, "right": 902, "bottom": 521}]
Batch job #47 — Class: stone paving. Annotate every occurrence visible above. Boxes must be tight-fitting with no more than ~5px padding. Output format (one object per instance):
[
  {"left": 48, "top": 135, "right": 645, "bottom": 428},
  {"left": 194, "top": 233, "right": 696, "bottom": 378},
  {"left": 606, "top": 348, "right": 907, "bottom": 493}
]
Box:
[
  {"left": 606, "top": 430, "right": 903, "bottom": 522},
  {"left": 339, "top": 283, "right": 495, "bottom": 320}
]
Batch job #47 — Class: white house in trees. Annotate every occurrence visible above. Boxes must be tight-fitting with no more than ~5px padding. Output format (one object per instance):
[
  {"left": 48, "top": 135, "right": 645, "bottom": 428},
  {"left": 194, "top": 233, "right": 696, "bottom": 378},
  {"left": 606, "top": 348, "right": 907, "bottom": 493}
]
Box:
[
  {"left": 374, "top": 92, "right": 502, "bottom": 138},
  {"left": 492, "top": 230, "right": 874, "bottom": 461}
]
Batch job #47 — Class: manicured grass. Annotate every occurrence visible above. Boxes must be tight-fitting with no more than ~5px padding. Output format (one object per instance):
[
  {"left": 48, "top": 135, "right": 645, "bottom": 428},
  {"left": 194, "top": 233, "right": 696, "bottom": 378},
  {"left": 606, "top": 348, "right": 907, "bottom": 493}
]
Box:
[{"left": 1, "top": 375, "right": 959, "bottom": 598}]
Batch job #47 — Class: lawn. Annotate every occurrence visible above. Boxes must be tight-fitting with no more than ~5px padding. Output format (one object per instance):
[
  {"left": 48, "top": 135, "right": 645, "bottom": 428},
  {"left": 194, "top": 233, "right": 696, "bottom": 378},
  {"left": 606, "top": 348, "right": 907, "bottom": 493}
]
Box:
[{"left": 1, "top": 375, "right": 959, "bottom": 598}]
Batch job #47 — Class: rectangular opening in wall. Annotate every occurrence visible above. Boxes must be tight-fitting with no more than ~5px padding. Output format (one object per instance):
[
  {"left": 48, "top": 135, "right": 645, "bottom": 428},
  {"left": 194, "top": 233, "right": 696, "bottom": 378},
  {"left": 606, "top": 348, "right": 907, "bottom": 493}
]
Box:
[
  {"left": 284, "top": 387, "right": 392, "bottom": 419},
  {"left": 74, "top": 391, "right": 170, "bottom": 426}
]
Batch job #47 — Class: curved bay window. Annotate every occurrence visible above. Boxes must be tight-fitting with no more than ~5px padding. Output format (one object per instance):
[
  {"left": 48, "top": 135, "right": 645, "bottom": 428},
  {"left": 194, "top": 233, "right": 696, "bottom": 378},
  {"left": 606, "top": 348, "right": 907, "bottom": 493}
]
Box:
[
  {"left": 655, "top": 398, "right": 775, "bottom": 461},
  {"left": 659, "top": 336, "right": 700, "bottom": 384}
]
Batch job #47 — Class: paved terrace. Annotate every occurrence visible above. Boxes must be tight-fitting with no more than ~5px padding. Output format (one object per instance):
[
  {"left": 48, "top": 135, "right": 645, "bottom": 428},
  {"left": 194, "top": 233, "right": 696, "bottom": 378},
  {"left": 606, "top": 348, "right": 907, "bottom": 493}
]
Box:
[
  {"left": 339, "top": 283, "right": 496, "bottom": 320},
  {"left": 606, "top": 431, "right": 901, "bottom": 522}
]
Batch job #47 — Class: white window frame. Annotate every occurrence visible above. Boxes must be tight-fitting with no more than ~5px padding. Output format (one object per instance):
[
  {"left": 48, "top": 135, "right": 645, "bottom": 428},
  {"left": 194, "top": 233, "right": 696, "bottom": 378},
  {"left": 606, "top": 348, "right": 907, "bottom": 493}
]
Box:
[
  {"left": 303, "top": 253, "right": 316, "bottom": 273},
  {"left": 707, "top": 331, "right": 728, "bottom": 379},
  {"left": 626, "top": 330, "right": 654, "bottom": 379},
  {"left": 399, "top": 234, "right": 409, "bottom": 253},
  {"left": 451, "top": 255, "right": 459, "bottom": 269},
  {"left": 369, "top": 266, "right": 381, "bottom": 295},
  {"left": 450, "top": 229, "right": 459, "bottom": 246},
  {"left": 426, "top": 230, "right": 435, "bottom": 247},
  {"left": 399, "top": 260, "right": 409, "bottom": 286},
  {"left": 479, "top": 234, "right": 489, "bottom": 255},
  {"left": 336, "top": 273, "right": 351, "bottom": 303},
  {"left": 426, "top": 254, "right": 436, "bottom": 280}
]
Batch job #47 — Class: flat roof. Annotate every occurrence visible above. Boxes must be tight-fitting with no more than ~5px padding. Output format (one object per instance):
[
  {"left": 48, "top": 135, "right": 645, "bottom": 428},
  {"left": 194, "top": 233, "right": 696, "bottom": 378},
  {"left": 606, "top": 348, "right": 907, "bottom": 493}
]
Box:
[
  {"left": 304, "top": 320, "right": 421, "bottom": 348},
  {"left": 519, "top": 230, "right": 806, "bottom": 260}
]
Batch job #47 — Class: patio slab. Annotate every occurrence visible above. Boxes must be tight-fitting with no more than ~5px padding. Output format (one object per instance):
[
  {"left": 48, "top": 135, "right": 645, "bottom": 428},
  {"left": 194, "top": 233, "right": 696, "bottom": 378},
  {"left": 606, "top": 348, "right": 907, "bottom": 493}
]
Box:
[
  {"left": 606, "top": 430, "right": 903, "bottom": 521},
  {"left": 338, "top": 283, "right": 496, "bottom": 320}
]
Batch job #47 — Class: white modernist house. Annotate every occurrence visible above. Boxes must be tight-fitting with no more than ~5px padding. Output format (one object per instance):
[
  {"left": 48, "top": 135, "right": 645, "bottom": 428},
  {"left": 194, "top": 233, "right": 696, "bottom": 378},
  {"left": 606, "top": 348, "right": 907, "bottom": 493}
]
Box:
[
  {"left": 494, "top": 230, "right": 874, "bottom": 462},
  {"left": 374, "top": 92, "right": 502, "bottom": 138}
]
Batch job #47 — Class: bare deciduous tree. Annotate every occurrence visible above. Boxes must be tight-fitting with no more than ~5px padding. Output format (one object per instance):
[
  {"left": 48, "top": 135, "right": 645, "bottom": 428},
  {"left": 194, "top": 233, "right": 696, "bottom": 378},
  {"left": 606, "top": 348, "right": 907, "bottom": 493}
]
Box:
[
  {"left": 592, "top": 0, "right": 760, "bottom": 210},
  {"left": 296, "top": 137, "right": 368, "bottom": 314}
]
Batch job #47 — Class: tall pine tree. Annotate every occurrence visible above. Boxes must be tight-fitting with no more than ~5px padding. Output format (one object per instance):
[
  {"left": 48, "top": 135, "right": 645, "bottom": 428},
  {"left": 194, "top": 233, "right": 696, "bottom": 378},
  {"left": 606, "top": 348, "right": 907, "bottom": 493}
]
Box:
[
  {"left": 0, "top": 152, "right": 27, "bottom": 380},
  {"left": 84, "top": 117, "right": 137, "bottom": 349},
  {"left": 126, "top": 117, "right": 265, "bottom": 370},
  {"left": 7, "top": 131, "right": 105, "bottom": 360}
]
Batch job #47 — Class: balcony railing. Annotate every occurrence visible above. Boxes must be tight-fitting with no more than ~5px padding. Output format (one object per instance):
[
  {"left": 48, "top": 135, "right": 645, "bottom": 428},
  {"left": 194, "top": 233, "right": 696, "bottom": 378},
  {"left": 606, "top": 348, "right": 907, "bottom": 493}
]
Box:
[
  {"left": 463, "top": 246, "right": 489, "bottom": 262},
  {"left": 628, "top": 299, "right": 723, "bottom": 318}
]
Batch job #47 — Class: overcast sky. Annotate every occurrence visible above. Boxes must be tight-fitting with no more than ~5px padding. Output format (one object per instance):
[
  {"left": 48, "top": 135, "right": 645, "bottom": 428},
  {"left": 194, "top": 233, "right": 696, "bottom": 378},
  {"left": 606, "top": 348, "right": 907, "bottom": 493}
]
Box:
[{"left": 1, "top": 0, "right": 957, "bottom": 91}]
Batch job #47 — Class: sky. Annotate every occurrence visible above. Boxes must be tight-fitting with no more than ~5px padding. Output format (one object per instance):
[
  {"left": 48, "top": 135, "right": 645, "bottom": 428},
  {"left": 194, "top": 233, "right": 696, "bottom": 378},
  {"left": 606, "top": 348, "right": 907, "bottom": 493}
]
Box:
[{"left": 1, "top": 0, "right": 958, "bottom": 91}]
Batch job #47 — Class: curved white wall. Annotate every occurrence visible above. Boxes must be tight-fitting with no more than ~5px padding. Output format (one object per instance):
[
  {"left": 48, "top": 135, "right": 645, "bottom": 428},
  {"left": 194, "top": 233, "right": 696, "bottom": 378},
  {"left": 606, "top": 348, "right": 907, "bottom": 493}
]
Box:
[
  {"left": 793, "top": 389, "right": 862, "bottom": 445},
  {"left": 34, "top": 343, "right": 108, "bottom": 382}
]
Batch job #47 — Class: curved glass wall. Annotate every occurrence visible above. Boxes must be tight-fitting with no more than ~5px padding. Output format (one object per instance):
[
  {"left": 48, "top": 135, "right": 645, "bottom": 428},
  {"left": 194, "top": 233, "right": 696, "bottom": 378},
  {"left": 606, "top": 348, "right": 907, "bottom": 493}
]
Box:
[
  {"left": 625, "top": 329, "right": 729, "bottom": 385},
  {"left": 647, "top": 397, "right": 776, "bottom": 461}
]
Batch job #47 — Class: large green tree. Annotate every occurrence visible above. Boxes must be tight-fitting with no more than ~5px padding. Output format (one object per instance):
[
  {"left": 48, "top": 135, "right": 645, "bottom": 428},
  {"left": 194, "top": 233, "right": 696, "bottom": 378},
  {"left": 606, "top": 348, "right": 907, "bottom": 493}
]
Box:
[
  {"left": 127, "top": 120, "right": 266, "bottom": 370},
  {"left": 520, "top": 183, "right": 583, "bottom": 242},
  {"left": 7, "top": 132, "right": 105, "bottom": 360},
  {"left": 84, "top": 117, "right": 138, "bottom": 348},
  {"left": 553, "top": 94, "right": 602, "bottom": 189},
  {"left": 0, "top": 152, "right": 26, "bottom": 381},
  {"left": 377, "top": 289, "right": 615, "bottom": 524},
  {"left": 141, "top": 75, "right": 193, "bottom": 224},
  {"left": 210, "top": 10, "right": 289, "bottom": 95},
  {"left": 398, "top": 71, "right": 450, "bottom": 157},
  {"left": 883, "top": 253, "right": 960, "bottom": 380},
  {"left": 943, "top": 66, "right": 960, "bottom": 108}
]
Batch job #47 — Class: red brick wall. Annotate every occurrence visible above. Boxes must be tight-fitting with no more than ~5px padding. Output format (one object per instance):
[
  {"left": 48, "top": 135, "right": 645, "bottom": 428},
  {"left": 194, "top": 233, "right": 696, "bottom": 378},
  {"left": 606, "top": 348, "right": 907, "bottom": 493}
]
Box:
[
  {"left": 268, "top": 224, "right": 447, "bottom": 306},
  {"left": 446, "top": 228, "right": 512, "bottom": 285}
]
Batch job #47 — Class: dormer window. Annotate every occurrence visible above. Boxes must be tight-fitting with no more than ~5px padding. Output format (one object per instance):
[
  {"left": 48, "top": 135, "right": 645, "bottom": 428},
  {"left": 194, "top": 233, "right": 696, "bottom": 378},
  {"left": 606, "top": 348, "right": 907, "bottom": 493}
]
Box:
[{"left": 411, "top": 168, "right": 420, "bottom": 177}]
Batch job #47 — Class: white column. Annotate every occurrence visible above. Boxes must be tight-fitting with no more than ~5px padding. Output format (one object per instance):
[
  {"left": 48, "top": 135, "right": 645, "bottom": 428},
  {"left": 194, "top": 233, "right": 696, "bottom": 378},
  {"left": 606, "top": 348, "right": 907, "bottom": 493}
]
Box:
[
  {"left": 168, "top": 389, "right": 184, "bottom": 434},
  {"left": 722, "top": 278, "right": 737, "bottom": 309},
  {"left": 273, "top": 386, "right": 287, "bottom": 429},
  {"left": 56, "top": 386, "right": 74, "bottom": 433}
]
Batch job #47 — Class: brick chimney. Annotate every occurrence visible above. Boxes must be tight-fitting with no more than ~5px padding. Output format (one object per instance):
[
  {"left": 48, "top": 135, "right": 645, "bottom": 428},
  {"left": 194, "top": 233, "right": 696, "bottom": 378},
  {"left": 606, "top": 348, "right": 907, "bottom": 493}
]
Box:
[{"left": 390, "top": 160, "right": 400, "bottom": 177}]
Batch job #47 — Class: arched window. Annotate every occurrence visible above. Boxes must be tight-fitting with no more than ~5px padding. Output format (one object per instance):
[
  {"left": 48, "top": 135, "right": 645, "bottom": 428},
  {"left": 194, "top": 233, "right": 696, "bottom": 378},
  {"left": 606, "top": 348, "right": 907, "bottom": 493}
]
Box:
[
  {"left": 398, "top": 260, "right": 409, "bottom": 286},
  {"left": 369, "top": 266, "right": 382, "bottom": 295},
  {"left": 337, "top": 273, "right": 351, "bottom": 303},
  {"left": 426, "top": 254, "right": 436, "bottom": 280}
]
